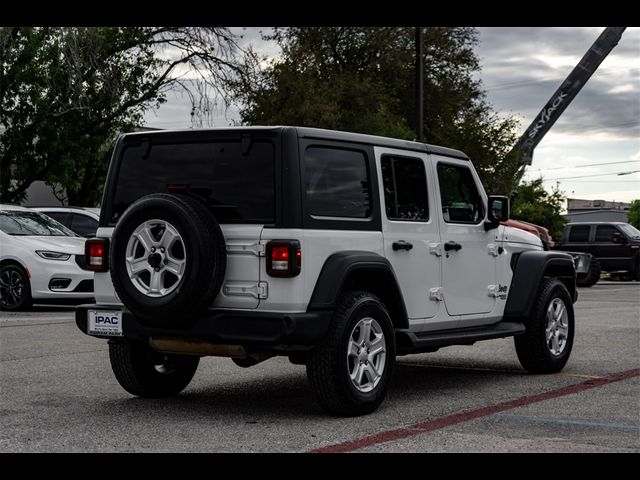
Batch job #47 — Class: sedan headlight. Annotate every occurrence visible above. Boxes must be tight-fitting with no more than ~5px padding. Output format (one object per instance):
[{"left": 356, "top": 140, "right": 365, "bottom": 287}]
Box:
[{"left": 36, "top": 250, "right": 71, "bottom": 261}]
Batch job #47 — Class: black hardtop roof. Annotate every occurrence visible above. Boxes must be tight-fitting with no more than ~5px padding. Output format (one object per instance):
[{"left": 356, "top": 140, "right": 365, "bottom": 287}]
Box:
[{"left": 121, "top": 126, "right": 469, "bottom": 161}]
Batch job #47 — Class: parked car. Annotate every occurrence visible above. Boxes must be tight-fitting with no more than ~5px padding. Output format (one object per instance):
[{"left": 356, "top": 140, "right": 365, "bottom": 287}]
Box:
[
  {"left": 75, "top": 126, "right": 577, "bottom": 416},
  {"left": 554, "top": 221, "right": 640, "bottom": 284},
  {"left": 34, "top": 206, "right": 100, "bottom": 237},
  {"left": 0, "top": 205, "right": 94, "bottom": 310}
]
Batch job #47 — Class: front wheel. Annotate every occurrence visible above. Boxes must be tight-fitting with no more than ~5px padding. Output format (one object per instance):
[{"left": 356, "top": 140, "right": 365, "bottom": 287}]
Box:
[
  {"left": 306, "top": 291, "right": 395, "bottom": 416},
  {"left": 515, "top": 278, "right": 574, "bottom": 373},
  {"left": 0, "top": 264, "right": 32, "bottom": 311},
  {"left": 109, "top": 339, "right": 199, "bottom": 397}
]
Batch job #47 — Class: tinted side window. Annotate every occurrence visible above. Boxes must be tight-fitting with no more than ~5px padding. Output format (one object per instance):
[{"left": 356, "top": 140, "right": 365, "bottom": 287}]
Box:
[
  {"left": 436, "top": 163, "right": 484, "bottom": 223},
  {"left": 595, "top": 225, "right": 618, "bottom": 242},
  {"left": 304, "top": 147, "right": 370, "bottom": 218},
  {"left": 568, "top": 225, "right": 590, "bottom": 242},
  {"left": 71, "top": 214, "right": 98, "bottom": 237},
  {"left": 381, "top": 155, "right": 428, "bottom": 221},
  {"left": 44, "top": 212, "right": 71, "bottom": 227},
  {"left": 112, "top": 140, "right": 275, "bottom": 224}
]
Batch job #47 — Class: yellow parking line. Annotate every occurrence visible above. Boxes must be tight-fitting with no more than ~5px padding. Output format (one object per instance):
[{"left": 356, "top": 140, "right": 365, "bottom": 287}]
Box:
[{"left": 555, "top": 373, "right": 604, "bottom": 380}]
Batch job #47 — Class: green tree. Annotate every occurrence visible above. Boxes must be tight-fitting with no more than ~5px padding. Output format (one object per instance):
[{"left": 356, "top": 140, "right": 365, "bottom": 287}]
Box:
[
  {"left": 1, "top": 27, "right": 242, "bottom": 206},
  {"left": 511, "top": 178, "right": 566, "bottom": 239},
  {"left": 231, "top": 27, "right": 519, "bottom": 194},
  {"left": 628, "top": 199, "right": 640, "bottom": 229}
]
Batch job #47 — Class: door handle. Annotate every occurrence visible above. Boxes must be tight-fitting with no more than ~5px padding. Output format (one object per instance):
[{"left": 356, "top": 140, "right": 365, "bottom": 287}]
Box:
[
  {"left": 392, "top": 240, "right": 413, "bottom": 251},
  {"left": 444, "top": 241, "right": 462, "bottom": 252}
]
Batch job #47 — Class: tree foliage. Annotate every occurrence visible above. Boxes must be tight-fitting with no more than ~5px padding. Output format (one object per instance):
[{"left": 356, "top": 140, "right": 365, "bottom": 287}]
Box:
[
  {"left": 1, "top": 27, "right": 242, "bottom": 206},
  {"left": 628, "top": 199, "right": 640, "bottom": 229},
  {"left": 511, "top": 178, "right": 566, "bottom": 239},
  {"left": 231, "top": 27, "right": 520, "bottom": 194}
]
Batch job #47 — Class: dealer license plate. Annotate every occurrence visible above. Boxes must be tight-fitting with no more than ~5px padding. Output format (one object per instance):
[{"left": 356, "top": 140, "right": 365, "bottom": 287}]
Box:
[{"left": 87, "top": 310, "right": 123, "bottom": 337}]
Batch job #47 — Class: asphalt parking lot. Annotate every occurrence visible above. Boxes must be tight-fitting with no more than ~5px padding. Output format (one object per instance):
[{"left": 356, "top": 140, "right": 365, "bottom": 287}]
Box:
[{"left": 1, "top": 282, "right": 638, "bottom": 453}]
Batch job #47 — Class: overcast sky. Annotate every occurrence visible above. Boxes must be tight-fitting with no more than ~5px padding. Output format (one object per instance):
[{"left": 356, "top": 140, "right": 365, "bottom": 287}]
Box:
[{"left": 143, "top": 27, "right": 640, "bottom": 203}]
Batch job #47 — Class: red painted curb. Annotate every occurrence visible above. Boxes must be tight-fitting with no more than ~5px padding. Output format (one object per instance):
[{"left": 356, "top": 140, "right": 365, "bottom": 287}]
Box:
[{"left": 311, "top": 368, "right": 640, "bottom": 453}]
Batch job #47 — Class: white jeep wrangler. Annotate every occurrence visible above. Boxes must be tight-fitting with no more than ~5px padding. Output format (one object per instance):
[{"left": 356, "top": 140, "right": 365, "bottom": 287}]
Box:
[{"left": 76, "top": 127, "right": 577, "bottom": 416}]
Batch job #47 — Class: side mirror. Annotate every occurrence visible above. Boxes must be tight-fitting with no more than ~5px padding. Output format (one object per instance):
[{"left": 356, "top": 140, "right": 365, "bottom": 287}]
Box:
[
  {"left": 484, "top": 195, "right": 510, "bottom": 231},
  {"left": 611, "top": 232, "right": 627, "bottom": 244}
]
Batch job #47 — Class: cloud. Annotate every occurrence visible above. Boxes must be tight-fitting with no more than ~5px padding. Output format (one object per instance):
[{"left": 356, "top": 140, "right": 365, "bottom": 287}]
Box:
[
  {"left": 141, "top": 27, "right": 639, "bottom": 203},
  {"left": 477, "top": 27, "right": 640, "bottom": 140}
]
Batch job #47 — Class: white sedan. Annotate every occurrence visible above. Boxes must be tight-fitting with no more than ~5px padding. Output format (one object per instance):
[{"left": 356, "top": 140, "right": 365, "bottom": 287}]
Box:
[{"left": 0, "top": 205, "right": 94, "bottom": 310}]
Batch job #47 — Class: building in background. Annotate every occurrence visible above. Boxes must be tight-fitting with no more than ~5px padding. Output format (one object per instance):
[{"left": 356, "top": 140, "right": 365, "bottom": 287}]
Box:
[{"left": 563, "top": 198, "right": 630, "bottom": 223}]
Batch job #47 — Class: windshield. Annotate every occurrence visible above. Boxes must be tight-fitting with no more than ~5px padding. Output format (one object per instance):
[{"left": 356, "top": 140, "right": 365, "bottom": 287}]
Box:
[
  {"left": 619, "top": 223, "right": 640, "bottom": 238},
  {"left": 0, "top": 210, "right": 77, "bottom": 237}
]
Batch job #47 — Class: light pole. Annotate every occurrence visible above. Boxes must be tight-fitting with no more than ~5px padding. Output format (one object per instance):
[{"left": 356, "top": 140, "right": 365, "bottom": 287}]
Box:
[{"left": 415, "top": 27, "right": 424, "bottom": 143}]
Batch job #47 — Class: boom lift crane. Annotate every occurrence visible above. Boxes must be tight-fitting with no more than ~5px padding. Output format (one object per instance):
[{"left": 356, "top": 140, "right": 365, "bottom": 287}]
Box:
[{"left": 510, "top": 26, "right": 627, "bottom": 182}]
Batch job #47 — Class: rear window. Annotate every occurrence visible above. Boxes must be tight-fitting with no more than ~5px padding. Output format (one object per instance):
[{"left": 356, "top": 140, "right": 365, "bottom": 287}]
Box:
[
  {"left": 568, "top": 225, "right": 590, "bottom": 242},
  {"left": 42, "top": 211, "right": 70, "bottom": 226},
  {"left": 110, "top": 140, "right": 275, "bottom": 224},
  {"left": 381, "top": 155, "right": 429, "bottom": 221},
  {"left": 304, "top": 146, "right": 370, "bottom": 218},
  {"left": 71, "top": 214, "right": 98, "bottom": 237}
]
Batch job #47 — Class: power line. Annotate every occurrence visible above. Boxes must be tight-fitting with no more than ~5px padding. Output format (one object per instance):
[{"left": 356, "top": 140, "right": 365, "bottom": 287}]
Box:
[
  {"left": 545, "top": 171, "right": 640, "bottom": 180},
  {"left": 558, "top": 121, "right": 639, "bottom": 133},
  {"left": 534, "top": 160, "right": 640, "bottom": 171},
  {"left": 565, "top": 180, "right": 640, "bottom": 183},
  {"left": 484, "top": 77, "right": 562, "bottom": 91}
]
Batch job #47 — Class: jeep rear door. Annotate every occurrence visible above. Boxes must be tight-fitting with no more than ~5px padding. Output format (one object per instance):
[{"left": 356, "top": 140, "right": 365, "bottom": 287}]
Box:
[{"left": 375, "top": 147, "right": 441, "bottom": 324}]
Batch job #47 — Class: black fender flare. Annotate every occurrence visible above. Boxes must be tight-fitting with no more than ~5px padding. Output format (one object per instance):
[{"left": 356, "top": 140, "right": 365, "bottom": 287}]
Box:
[
  {"left": 308, "top": 251, "right": 409, "bottom": 329},
  {"left": 504, "top": 250, "right": 577, "bottom": 320}
]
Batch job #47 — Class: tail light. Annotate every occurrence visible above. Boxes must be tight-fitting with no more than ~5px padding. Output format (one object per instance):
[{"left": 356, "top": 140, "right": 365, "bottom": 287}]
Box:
[
  {"left": 266, "top": 240, "right": 301, "bottom": 277},
  {"left": 83, "top": 238, "right": 110, "bottom": 272}
]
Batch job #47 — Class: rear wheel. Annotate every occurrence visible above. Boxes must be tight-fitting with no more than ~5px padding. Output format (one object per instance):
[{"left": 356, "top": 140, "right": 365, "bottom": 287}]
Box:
[
  {"left": 306, "top": 291, "right": 395, "bottom": 416},
  {"left": 109, "top": 339, "right": 199, "bottom": 397},
  {"left": 0, "top": 264, "right": 32, "bottom": 311},
  {"left": 515, "top": 278, "right": 574, "bottom": 374},
  {"left": 576, "top": 258, "right": 601, "bottom": 288}
]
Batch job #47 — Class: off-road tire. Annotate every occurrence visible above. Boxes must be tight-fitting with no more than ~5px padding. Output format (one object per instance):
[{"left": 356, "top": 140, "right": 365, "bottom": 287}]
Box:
[
  {"left": 110, "top": 193, "right": 226, "bottom": 326},
  {"left": 109, "top": 339, "right": 199, "bottom": 397},
  {"left": 306, "top": 291, "right": 395, "bottom": 416},
  {"left": 515, "top": 278, "right": 574, "bottom": 374}
]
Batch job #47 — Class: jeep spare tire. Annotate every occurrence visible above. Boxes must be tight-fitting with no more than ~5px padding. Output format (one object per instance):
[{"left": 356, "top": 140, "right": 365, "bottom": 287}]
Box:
[{"left": 110, "top": 193, "right": 226, "bottom": 326}]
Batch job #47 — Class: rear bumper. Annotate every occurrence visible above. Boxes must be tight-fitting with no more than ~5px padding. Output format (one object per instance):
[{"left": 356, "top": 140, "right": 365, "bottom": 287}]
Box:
[{"left": 75, "top": 304, "right": 332, "bottom": 350}]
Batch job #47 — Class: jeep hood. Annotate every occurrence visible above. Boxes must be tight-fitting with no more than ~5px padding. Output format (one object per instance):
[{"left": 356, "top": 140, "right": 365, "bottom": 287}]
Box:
[{"left": 502, "top": 226, "right": 543, "bottom": 248}]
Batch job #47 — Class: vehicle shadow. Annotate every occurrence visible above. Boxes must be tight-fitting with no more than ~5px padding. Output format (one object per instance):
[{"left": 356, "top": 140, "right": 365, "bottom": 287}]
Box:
[
  {"left": 30, "top": 305, "right": 78, "bottom": 312},
  {"left": 94, "top": 359, "right": 528, "bottom": 422}
]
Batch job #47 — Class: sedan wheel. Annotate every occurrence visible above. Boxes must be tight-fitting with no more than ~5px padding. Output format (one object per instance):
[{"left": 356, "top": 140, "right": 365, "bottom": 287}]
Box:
[{"left": 0, "top": 264, "right": 32, "bottom": 311}]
